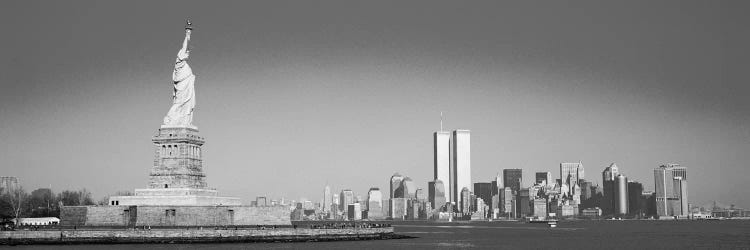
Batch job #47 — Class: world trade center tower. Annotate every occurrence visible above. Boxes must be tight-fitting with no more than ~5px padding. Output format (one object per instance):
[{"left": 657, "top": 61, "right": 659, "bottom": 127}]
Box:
[
  {"left": 452, "top": 129, "right": 471, "bottom": 205},
  {"left": 434, "top": 131, "right": 451, "bottom": 202}
]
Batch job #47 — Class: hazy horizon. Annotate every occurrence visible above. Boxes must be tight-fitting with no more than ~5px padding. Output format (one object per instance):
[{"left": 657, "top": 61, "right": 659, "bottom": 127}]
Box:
[{"left": 1, "top": 1, "right": 748, "bottom": 208}]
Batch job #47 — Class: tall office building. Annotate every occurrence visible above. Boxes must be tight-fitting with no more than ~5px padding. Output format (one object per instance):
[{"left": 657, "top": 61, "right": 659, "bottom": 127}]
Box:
[
  {"left": 396, "top": 177, "right": 417, "bottom": 199},
  {"left": 560, "top": 162, "right": 584, "bottom": 194},
  {"left": 340, "top": 189, "right": 354, "bottom": 216},
  {"left": 390, "top": 173, "right": 405, "bottom": 199},
  {"left": 332, "top": 193, "right": 340, "bottom": 214},
  {"left": 460, "top": 187, "right": 472, "bottom": 215},
  {"left": 602, "top": 163, "right": 620, "bottom": 215},
  {"left": 428, "top": 179, "right": 447, "bottom": 210},
  {"left": 323, "top": 185, "right": 331, "bottom": 213},
  {"left": 493, "top": 173, "right": 503, "bottom": 194},
  {"left": 366, "top": 188, "right": 384, "bottom": 219},
  {"left": 503, "top": 169, "right": 523, "bottom": 194},
  {"left": 452, "top": 130, "right": 471, "bottom": 205},
  {"left": 434, "top": 131, "right": 451, "bottom": 203},
  {"left": 628, "top": 181, "right": 644, "bottom": 217},
  {"left": 654, "top": 164, "right": 688, "bottom": 217},
  {"left": 615, "top": 174, "right": 629, "bottom": 216},
  {"left": 580, "top": 180, "right": 593, "bottom": 201},
  {"left": 473, "top": 182, "right": 494, "bottom": 213},
  {"left": 535, "top": 172, "right": 553, "bottom": 186},
  {"left": 491, "top": 173, "right": 502, "bottom": 215},
  {"left": 500, "top": 187, "right": 514, "bottom": 217}
]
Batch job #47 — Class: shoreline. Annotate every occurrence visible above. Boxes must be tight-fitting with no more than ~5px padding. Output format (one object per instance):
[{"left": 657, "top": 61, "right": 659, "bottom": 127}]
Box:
[{"left": 0, "top": 227, "right": 401, "bottom": 245}]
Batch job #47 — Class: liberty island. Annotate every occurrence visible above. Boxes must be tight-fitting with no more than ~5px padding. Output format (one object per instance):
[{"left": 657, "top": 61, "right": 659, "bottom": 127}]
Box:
[{"left": 0, "top": 21, "right": 397, "bottom": 244}]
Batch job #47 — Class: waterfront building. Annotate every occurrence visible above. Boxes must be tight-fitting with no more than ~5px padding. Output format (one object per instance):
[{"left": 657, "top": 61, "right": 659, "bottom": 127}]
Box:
[
  {"left": 615, "top": 174, "right": 629, "bottom": 216},
  {"left": 519, "top": 188, "right": 531, "bottom": 216},
  {"left": 428, "top": 179, "right": 447, "bottom": 211},
  {"left": 500, "top": 187, "right": 514, "bottom": 217},
  {"left": 503, "top": 169, "right": 522, "bottom": 194},
  {"left": 628, "top": 182, "right": 644, "bottom": 217},
  {"left": 581, "top": 207, "right": 602, "bottom": 218},
  {"left": 654, "top": 164, "right": 688, "bottom": 217},
  {"left": 602, "top": 163, "right": 620, "bottom": 215},
  {"left": 532, "top": 198, "right": 547, "bottom": 218},
  {"left": 557, "top": 204, "right": 578, "bottom": 217},
  {"left": 366, "top": 188, "right": 384, "bottom": 219},
  {"left": 348, "top": 203, "right": 362, "bottom": 220},
  {"left": 434, "top": 130, "right": 451, "bottom": 203},
  {"left": 473, "top": 182, "right": 494, "bottom": 213},
  {"left": 460, "top": 187, "right": 472, "bottom": 215},
  {"left": 390, "top": 198, "right": 408, "bottom": 220}
]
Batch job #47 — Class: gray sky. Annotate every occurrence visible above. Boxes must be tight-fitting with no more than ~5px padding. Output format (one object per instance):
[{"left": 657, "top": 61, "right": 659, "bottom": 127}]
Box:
[{"left": 1, "top": 0, "right": 748, "bottom": 208}]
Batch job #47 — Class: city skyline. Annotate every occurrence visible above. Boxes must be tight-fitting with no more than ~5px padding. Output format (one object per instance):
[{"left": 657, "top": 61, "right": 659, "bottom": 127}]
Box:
[{"left": 1, "top": 1, "right": 748, "bottom": 209}]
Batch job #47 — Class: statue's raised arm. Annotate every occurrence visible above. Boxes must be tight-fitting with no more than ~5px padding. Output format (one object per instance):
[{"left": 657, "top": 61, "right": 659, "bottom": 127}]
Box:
[{"left": 163, "top": 20, "right": 197, "bottom": 128}]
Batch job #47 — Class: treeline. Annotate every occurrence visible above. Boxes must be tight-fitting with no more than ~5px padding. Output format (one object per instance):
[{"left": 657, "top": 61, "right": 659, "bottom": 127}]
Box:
[{"left": 0, "top": 187, "right": 97, "bottom": 219}]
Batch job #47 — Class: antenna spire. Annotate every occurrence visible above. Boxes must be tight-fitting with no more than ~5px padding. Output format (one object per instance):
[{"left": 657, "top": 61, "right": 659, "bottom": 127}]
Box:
[{"left": 440, "top": 112, "right": 443, "bottom": 132}]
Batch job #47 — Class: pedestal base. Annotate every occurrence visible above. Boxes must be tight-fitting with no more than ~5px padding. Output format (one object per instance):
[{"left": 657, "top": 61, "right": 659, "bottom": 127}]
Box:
[{"left": 110, "top": 188, "right": 241, "bottom": 206}]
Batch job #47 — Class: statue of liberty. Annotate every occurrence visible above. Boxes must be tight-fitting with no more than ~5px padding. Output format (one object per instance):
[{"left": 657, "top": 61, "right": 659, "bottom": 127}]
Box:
[{"left": 163, "top": 20, "right": 196, "bottom": 128}]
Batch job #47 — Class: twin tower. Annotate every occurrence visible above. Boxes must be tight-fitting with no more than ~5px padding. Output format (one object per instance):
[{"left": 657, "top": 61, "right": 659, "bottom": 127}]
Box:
[{"left": 432, "top": 129, "right": 470, "bottom": 209}]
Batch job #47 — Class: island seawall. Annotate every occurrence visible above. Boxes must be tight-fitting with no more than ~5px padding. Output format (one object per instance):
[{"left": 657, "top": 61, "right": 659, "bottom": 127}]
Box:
[{"left": 0, "top": 227, "right": 397, "bottom": 245}]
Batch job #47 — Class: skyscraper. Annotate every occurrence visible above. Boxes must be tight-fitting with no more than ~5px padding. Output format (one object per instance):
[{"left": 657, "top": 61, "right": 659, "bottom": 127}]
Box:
[
  {"left": 460, "top": 187, "right": 471, "bottom": 215},
  {"left": 390, "top": 173, "right": 405, "bottom": 199},
  {"left": 434, "top": 131, "right": 451, "bottom": 203},
  {"left": 366, "top": 187, "right": 384, "bottom": 219},
  {"left": 628, "top": 181, "right": 644, "bottom": 217},
  {"left": 452, "top": 130, "right": 471, "bottom": 205},
  {"left": 340, "top": 189, "right": 354, "bottom": 217},
  {"left": 654, "top": 164, "right": 688, "bottom": 218},
  {"left": 396, "top": 177, "right": 417, "bottom": 199},
  {"left": 602, "top": 163, "right": 620, "bottom": 215},
  {"left": 500, "top": 187, "right": 514, "bottom": 218},
  {"left": 428, "top": 180, "right": 447, "bottom": 210},
  {"left": 503, "top": 169, "right": 523, "bottom": 194},
  {"left": 323, "top": 185, "right": 331, "bottom": 213},
  {"left": 473, "top": 182, "right": 494, "bottom": 214},
  {"left": 615, "top": 174, "right": 629, "bottom": 216},
  {"left": 560, "top": 162, "right": 584, "bottom": 193},
  {"left": 493, "top": 173, "right": 503, "bottom": 194},
  {"left": 535, "top": 172, "right": 552, "bottom": 186}
]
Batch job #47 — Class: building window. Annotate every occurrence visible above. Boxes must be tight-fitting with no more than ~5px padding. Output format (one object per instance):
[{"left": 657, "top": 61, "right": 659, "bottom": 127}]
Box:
[{"left": 165, "top": 184, "right": 168, "bottom": 188}]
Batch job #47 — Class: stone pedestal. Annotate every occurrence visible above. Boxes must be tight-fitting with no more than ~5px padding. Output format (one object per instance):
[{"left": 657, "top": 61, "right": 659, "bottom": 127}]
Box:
[
  {"left": 109, "top": 126, "right": 241, "bottom": 206},
  {"left": 150, "top": 126, "right": 207, "bottom": 189}
]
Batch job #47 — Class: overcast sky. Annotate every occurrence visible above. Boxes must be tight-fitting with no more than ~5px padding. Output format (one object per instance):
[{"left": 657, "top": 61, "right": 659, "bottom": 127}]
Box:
[{"left": 1, "top": 0, "right": 748, "bottom": 208}]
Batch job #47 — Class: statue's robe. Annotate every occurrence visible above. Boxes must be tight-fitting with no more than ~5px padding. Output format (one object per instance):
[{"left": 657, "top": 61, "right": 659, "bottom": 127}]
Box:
[{"left": 163, "top": 53, "right": 195, "bottom": 127}]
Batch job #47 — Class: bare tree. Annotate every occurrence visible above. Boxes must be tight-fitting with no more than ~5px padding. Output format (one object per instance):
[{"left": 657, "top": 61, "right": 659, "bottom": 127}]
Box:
[{"left": 7, "top": 187, "right": 28, "bottom": 222}]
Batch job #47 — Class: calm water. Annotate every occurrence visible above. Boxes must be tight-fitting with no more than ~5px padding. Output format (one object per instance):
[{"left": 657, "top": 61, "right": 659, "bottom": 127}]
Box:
[{"left": 12, "top": 220, "right": 750, "bottom": 249}]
